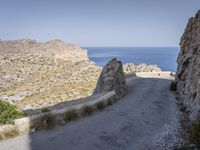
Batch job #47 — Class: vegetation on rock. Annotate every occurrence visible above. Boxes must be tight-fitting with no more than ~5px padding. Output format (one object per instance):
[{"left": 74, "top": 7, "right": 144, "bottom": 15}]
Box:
[
  {"left": 96, "top": 101, "right": 106, "bottom": 110},
  {"left": 82, "top": 106, "right": 94, "bottom": 116},
  {"left": 170, "top": 81, "right": 177, "bottom": 91},
  {"left": 41, "top": 108, "right": 50, "bottom": 113},
  {"left": 189, "top": 118, "right": 200, "bottom": 149},
  {"left": 64, "top": 109, "right": 79, "bottom": 122},
  {"left": 39, "top": 113, "right": 55, "bottom": 130}
]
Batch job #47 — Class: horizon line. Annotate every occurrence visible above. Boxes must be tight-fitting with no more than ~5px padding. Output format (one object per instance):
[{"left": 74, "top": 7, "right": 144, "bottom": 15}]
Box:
[{"left": 82, "top": 46, "right": 180, "bottom": 48}]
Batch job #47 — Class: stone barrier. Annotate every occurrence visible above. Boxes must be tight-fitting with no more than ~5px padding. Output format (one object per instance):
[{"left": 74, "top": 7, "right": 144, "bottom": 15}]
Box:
[{"left": 0, "top": 91, "right": 115, "bottom": 136}]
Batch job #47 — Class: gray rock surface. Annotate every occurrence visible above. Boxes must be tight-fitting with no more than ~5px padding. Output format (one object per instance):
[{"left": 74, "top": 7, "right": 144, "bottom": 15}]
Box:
[
  {"left": 123, "top": 63, "right": 161, "bottom": 74},
  {"left": 94, "top": 58, "right": 128, "bottom": 98},
  {"left": 176, "top": 10, "right": 200, "bottom": 119}
]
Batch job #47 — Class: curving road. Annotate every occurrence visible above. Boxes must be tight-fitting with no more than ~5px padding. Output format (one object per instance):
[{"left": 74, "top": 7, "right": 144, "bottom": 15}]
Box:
[{"left": 0, "top": 76, "right": 177, "bottom": 150}]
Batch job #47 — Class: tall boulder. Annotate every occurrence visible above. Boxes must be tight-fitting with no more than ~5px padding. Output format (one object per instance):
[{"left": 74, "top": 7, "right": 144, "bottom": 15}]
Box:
[
  {"left": 94, "top": 58, "right": 128, "bottom": 98},
  {"left": 176, "top": 10, "right": 200, "bottom": 119}
]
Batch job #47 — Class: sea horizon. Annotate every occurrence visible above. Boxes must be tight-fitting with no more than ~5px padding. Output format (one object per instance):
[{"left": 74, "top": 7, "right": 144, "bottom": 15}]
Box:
[{"left": 84, "top": 47, "right": 179, "bottom": 72}]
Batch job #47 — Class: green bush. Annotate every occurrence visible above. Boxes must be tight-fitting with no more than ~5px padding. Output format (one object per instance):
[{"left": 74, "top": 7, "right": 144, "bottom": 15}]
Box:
[
  {"left": 189, "top": 119, "right": 200, "bottom": 148},
  {"left": 64, "top": 109, "right": 79, "bottom": 122},
  {"left": 0, "top": 101, "right": 25, "bottom": 125},
  {"left": 170, "top": 81, "right": 177, "bottom": 91},
  {"left": 82, "top": 106, "right": 94, "bottom": 116}
]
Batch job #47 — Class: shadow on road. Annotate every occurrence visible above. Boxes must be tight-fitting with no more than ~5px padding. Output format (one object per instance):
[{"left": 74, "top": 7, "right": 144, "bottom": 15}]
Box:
[{"left": 0, "top": 77, "right": 177, "bottom": 150}]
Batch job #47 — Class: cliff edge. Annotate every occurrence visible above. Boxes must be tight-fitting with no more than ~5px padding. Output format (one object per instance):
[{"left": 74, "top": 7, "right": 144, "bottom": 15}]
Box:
[{"left": 176, "top": 10, "right": 200, "bottom": 119}]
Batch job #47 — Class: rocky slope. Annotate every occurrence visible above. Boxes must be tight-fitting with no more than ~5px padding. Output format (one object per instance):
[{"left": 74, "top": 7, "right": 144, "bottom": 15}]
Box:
[
  {"left": 176, "top": 10, "right": 200, "bottom": 119},
  {"left": 0, "top": 39, "right": 88, "bottom": 62},
  {"left": 0, "top": 39, "right": 162, "bottom": 111},
  {"left": 123, "top": 63, "right": 161, "bottom": 74},
  {"left": 0, "top": 39, "right": 101, "bottom": 110}
]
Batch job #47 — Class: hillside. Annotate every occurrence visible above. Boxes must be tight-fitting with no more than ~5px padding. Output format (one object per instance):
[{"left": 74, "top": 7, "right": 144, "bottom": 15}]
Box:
[{"left": 0, "top": 39, "right": 101, "bottom": 110}]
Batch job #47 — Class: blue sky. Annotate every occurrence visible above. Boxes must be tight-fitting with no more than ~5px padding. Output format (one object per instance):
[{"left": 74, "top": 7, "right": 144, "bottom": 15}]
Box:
[{"left": 0, "top": 0, "right": 199, "bottom": 46}]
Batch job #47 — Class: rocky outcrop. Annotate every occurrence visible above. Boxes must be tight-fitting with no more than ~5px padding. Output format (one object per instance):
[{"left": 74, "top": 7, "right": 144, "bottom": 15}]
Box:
[
  {"left": 0, "top": 39, "right": 88, "bottom": 62},
  {"left": 123, "top": 63, "right": 161, "bottom": 74},
  {"left": 176, "top": 10, "right": 200, "bottom": 119},
  {"left": 94, "top": 58, "right": 128, "bottom": 98}
]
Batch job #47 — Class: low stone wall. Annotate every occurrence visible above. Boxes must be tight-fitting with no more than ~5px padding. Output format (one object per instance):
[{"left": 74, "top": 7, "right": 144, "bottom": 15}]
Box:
[
  {"left": 136, "top": 71, "right": 175, "bottom": 78},
  {"left": 0, "top": 91, "right": 115, "bottom": 137}
]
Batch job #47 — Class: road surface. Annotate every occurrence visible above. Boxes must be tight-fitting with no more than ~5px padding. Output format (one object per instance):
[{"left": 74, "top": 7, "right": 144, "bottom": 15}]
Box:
[{"left": 0, "top": 76, "right": 178, "bottom": 150}]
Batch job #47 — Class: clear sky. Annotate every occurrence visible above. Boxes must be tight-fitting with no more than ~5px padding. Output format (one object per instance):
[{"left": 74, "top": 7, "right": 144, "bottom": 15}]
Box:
[{"left": 0, "top": 0, "right": 199, "bottom": 47}]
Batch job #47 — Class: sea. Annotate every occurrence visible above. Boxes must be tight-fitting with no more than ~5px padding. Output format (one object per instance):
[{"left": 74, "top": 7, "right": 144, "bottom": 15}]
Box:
[{"left": 84, "top": 47, "right": 179, "bottom": 72}]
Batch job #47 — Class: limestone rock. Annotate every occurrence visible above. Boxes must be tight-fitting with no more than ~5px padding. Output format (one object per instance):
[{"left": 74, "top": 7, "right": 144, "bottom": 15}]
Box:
[
  {"left": 123, "top": 63, "right": 161, "bottom": 74},
  {"left": 176, "top": 10, "right": 200, "bottom": 119},
  {"left": 0, "top": 39, "right": 101, "bottom": 110},
  {"left": 94, "top": 58, "right": 128, "bottom": 98},
  {"left": 0, "top": 39, "right": 88, "bottom": 62}
]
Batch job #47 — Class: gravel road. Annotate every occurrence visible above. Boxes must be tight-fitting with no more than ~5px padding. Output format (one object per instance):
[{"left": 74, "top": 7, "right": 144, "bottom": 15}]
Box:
[{"left": 0, "top": 76, "right": 178, "bottom": 150}]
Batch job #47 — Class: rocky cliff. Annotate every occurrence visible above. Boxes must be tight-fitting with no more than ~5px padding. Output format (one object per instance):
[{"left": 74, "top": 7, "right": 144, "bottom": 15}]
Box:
[{"left": 176, "top": 10, "right": 200, "bottom": 119}]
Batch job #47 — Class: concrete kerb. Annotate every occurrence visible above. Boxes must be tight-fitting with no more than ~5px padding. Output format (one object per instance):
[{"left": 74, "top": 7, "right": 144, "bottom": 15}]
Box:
[
  {"left": 0, "top": 91, "right": 116, "bottom": 137},
  {"left": 136, "top": 71, "right": 175, "bottom": 77}
]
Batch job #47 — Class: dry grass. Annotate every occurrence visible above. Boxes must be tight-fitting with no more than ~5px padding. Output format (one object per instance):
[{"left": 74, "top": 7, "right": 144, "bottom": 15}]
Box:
[
  {"left": 81, "top": 106, "right": 94, "bottom": 117},
  {"left": 64, "top": 109, "right": 79, "bottom": 122},
  {"left": 3, "top": 128, "right": 19, "bottom": 138},
  {"left": 16, "top": 81, "right": 96, "bottom": 109},
  {"left": 0, "top": 133, "right": 3, "bottom": 140},
  {"left": 107, "top": 99, "right": 113, "bottom": 106},
  {"left": 39, "top": 114, "right": 55, "bottom": 130},
  {"left": 96, "top": 101, "right": 106, "bottom": 110},
  {"left": 41, "top": 108, "right": 50, "bottom": 113},
  {"left": 0, "top": 56, "right": 100, "bottom": 111},
  {"left": 0, "top": 127, "right": 19, "bottom": 140}
]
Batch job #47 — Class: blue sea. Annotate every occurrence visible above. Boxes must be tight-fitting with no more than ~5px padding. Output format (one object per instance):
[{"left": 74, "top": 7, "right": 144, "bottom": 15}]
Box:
[{"left": 84, "top": 47, "right": 179, "bottom": 72}]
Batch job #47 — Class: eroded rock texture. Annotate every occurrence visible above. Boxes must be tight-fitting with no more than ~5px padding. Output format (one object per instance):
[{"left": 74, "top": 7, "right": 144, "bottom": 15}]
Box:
[
  {"left": 0, "top": 39, "right": 88, "bottom": 62},
  {"left": 123, "top": 63, "right": 161, "bottom": 74},
  {"left": 94, "top": 58, "right": 128, "bottom": 98},
  {"left": 176, "top": 10, "right": 200, "bottom": 118},
  {"left": 0, "top": 39, "right": 101, "bottom": 110}
]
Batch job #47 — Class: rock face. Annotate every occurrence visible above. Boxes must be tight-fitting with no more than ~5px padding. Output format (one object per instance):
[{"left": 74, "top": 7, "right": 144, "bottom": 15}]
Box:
[
  {"left": 94, "top": 58, "right": 128, "bottom": 98},
  {"left": 176, "top": 10, "right": 200, "bottom": 119},
  {"left": 123, "top": 63, "right": 161, "bottom": 74}
]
